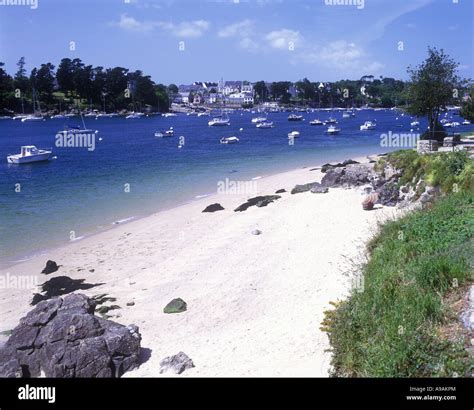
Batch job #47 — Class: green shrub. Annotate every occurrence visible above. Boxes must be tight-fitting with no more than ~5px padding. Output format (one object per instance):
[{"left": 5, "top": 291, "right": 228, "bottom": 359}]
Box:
[{"left": 323, "top": 192, "right": 474, "bottom": 377}]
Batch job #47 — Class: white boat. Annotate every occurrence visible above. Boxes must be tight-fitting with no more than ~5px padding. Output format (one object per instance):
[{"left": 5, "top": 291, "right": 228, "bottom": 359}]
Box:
[
  {"left": 310, "top": 119, "right": 324, "bottom": 126},
  {"left": 288, "top": 114, "right": 303, "bottom": 121},
  {"left": 12, "top": 115, "right": 28, "bottom": 121},
  {"left": 410, "top": 120, "right": 420, "bottom": 126},
  {"left": 21, "top": 115, "right": 44, "bottom": 122},
  {"left": 7, "top": 145, "right": 52, "bottom": 164},
  {"left": 96, "top": 112, "right": 119, "bottom": 118},
  {"left": 126, "top": 112, "right": 144, "bottom": 119},
  {"left": 197, "top": 112, "right": 210, "bottom": 117},
  {"left": 324, "top": 117, "right": 338, "bottom": 125},
  {"left": 50, "top": 114, "right": 68, "bottom": 119},
  {"left": 84, "top": 112, "right": 98, "bottom": 117},
  {"left": 462, "top": 120, "right": 471, "bottom": 125},
  {"left": 208, "top": 117, "right": 230, "bottom": 126},
  {"left": 155, "top": 127, "right": 174, "bottom": 138},
  {"left": 342, "top": 111, "right": 351, "bottom": 118},
  {"left": 64, "top": 113, "right": 77, "bottom": 118},
  {"left": 252, "top": 116, "right": 267, "bottom": 123},
  {"left": 220, "top": 136, "right": 239, "bottom": 144},
  {"left": 325, "top": 125, "right": 341, "bottom": 135},
  {"left": 360, "top": 121, "right": 376, "bottom": 131},
  {"left": 162, "top": 112, "right": 177, "bottom": 118},
  {"left": 256, "top": 121, "right": 274, "bottom": 129},
  {"left": 288, "top": 131, "right": 300, "bottom": 139},
  {"left": 187, "top": 112, "right": 198, "bottom": 116},
  {"left": 59, "top": 126, "right": 98, "bottom": 134}
]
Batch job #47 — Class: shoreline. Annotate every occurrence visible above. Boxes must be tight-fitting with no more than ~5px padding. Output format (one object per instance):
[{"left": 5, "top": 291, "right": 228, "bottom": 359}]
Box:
[
  {"left": 1, "top": 149, "right": 389, "bottom": 270},
  {"left": 0, "top": 150, "right": 403, "bottom": 377}
]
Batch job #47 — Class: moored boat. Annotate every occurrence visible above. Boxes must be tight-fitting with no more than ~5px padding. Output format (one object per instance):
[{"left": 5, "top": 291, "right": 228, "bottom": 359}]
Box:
[
  {"left": 220, "top": 136, "right": 239, "bottom": 144},
  {"left": 325, "top": 125, "right": 341, "bottom": 135},
  {"left": 7, "top": 145, "right": 52, "bottom": 164}
]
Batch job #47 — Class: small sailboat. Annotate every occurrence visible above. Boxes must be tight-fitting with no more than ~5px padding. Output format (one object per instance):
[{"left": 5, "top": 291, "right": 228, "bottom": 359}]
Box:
[
  {"left": 288, "top": 114, "right": 303, "bottom": 121},
  {"left": 155, "top": 127, "right": 174, "bottom": 138},
  {"left": 310, "top": 119, "right": 324, "bottom": 126},
  {"left": 252, "top": 116, "right": 268, "bottom": 124},
  {"left": 256, "top": 121, "right": 274, "bottom": 128},
  {"left": 7, "top": 145, "right": 52, "bottom": 164},
  {"left": 162, "top": 112, "right": 177, "bottom": 118},
  {"left": 462, "top": 120, "right": 471, "bottom": 125},
  {"left": 21, "top": 89, "right": 44, "bottom": 122},
  {"left": 126, "top": 112, "right": 144, "bottom": 119},
  {"left": 324, "top": 117, "right": 338, "bottom": 125},
  {"left": 288, "top": 131, "right": 300, "bottom": 139},
  {"left": 21, "top": 115, "right": 44, "bottom": 122},
  {"left": 220, "top": 136, "right": 239, "bottom": 144},
  {"left": 360, "top": 121, "right": 376, "bottom": 131},
  {"left": 325, "top": 125, "right": 341, "bottom": 135}
]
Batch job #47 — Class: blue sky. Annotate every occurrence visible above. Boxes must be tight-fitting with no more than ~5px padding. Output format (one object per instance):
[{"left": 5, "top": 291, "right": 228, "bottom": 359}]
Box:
[{"left": 0, "top": 0, "right": 472, "bottom": 85}]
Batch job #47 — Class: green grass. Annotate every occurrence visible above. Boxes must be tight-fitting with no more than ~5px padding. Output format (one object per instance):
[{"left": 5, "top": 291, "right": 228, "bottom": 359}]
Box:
[
  {"left": 322, "top": 192, "right": 474, "bottom": 377},
  {"left": 375, "top": 150, "right": 473, "bottom": 194}
]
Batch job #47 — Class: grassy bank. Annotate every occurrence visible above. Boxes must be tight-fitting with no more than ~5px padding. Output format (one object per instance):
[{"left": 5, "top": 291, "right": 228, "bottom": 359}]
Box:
[{"left": 322, "top": 151, "right": 474, "bottom": 377}]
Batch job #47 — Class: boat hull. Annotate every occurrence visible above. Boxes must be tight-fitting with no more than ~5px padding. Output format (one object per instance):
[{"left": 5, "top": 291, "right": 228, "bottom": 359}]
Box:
[{"left": 7, "top": 153, "right": 51, "bottom": 164}]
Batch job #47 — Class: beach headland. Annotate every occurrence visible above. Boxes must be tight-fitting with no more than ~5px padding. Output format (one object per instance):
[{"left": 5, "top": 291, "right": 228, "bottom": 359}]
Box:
[{"left": 0, "top": 154, "right": 405, "bottom": 376}]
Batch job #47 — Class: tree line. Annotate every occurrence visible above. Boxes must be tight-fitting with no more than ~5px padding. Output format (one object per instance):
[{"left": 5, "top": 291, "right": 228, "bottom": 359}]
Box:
[{"left": 0, "top": 57, "right": 170, "bottom": 114}]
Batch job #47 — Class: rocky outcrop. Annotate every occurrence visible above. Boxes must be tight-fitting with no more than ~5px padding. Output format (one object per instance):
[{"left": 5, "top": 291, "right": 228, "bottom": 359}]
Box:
[
  {"left": 202, "top": 203, "right": 225, "bottom": 213},
  {"left": 321, "top": 159, "right": 359, "bottom": 173},
  {"left": 234, "top": 195, "right": 281, "bottom": 212},
  {"left": 275, "top": 189, "right": 286, "bottom": 194},
  {"left": 0, "top": 294, "right": 141, "bottom": 378},
  {"left": 41, "top": 260, "right": 59, "bottom": 275},
  {"left": 159, "top": 352, "right": 195, "bottom": 374},
  {"left": 321, "top": 165, "right": 376, "bottom": 188},
  {"left": 310, "top": 183, "right": 329, "bottom": 194},
  {"left": 291, "top": 182, "right": 319, "bottom": 194}
]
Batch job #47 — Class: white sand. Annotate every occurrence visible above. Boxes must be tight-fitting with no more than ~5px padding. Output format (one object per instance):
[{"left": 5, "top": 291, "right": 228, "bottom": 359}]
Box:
[{"left": 0, "top": 156, "right": 402, "bottom": 377}]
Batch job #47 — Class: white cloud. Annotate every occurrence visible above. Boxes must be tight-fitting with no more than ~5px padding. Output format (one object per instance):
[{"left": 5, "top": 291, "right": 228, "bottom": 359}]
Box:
[
  {"left": 294, "top": 40, "right": 385, "bottom": 76},
  {"left": 218, "top": 19, "right": 254, "bottom": 38},
  {"left": 265, "top": 29, "right": 302, "bottom": 50},
  {"left": 165, "top": 20, "right": 210, "bottom": 38},
  {"left": 110, "top": 15, "right": 210, "bottom": 38},
  {"left": 239, "top": 37, "right": 259, "bottom": 53},
  {"left": 110, "top": 14, "right": 158, "bottom": 32}
]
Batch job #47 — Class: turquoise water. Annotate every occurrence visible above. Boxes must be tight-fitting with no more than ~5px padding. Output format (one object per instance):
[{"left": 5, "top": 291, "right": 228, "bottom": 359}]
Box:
[{"left": 1, "top": 110, "right": 470, "bottom": 267}]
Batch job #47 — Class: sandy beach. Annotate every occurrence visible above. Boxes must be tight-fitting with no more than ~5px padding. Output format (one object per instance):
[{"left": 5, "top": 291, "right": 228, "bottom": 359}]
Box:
[{"left": 0, "top": 155, "right": 403, "bottom": 377}]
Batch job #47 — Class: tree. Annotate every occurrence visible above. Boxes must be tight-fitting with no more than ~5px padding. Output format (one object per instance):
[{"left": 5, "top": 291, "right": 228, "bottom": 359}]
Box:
[
  {"left": 14, "top": 57, "right": 30, "bottom": 95},
  {"left": 270, "top": 81, "right": 291, "bottom": 104},
  {"left": 406, "top": 47, "right": 462, "bottom": 141},
  {"left": 0, "top": 62, "right": 14, "bottom": 111},
  {"left": 295, "top": 78, "right": 315, "bottom": 102},
  {"left": 253, "top": 80, "right": 268, "bottom": 102},
  {"left": 460, "top": 85, "right": 474, "bottom": 122},
  {"left": 167, "top": 84, "right": 178, "bottom": 94},
  {"left": 34, "top": 63, "right": 56, "bottom": 104}
]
